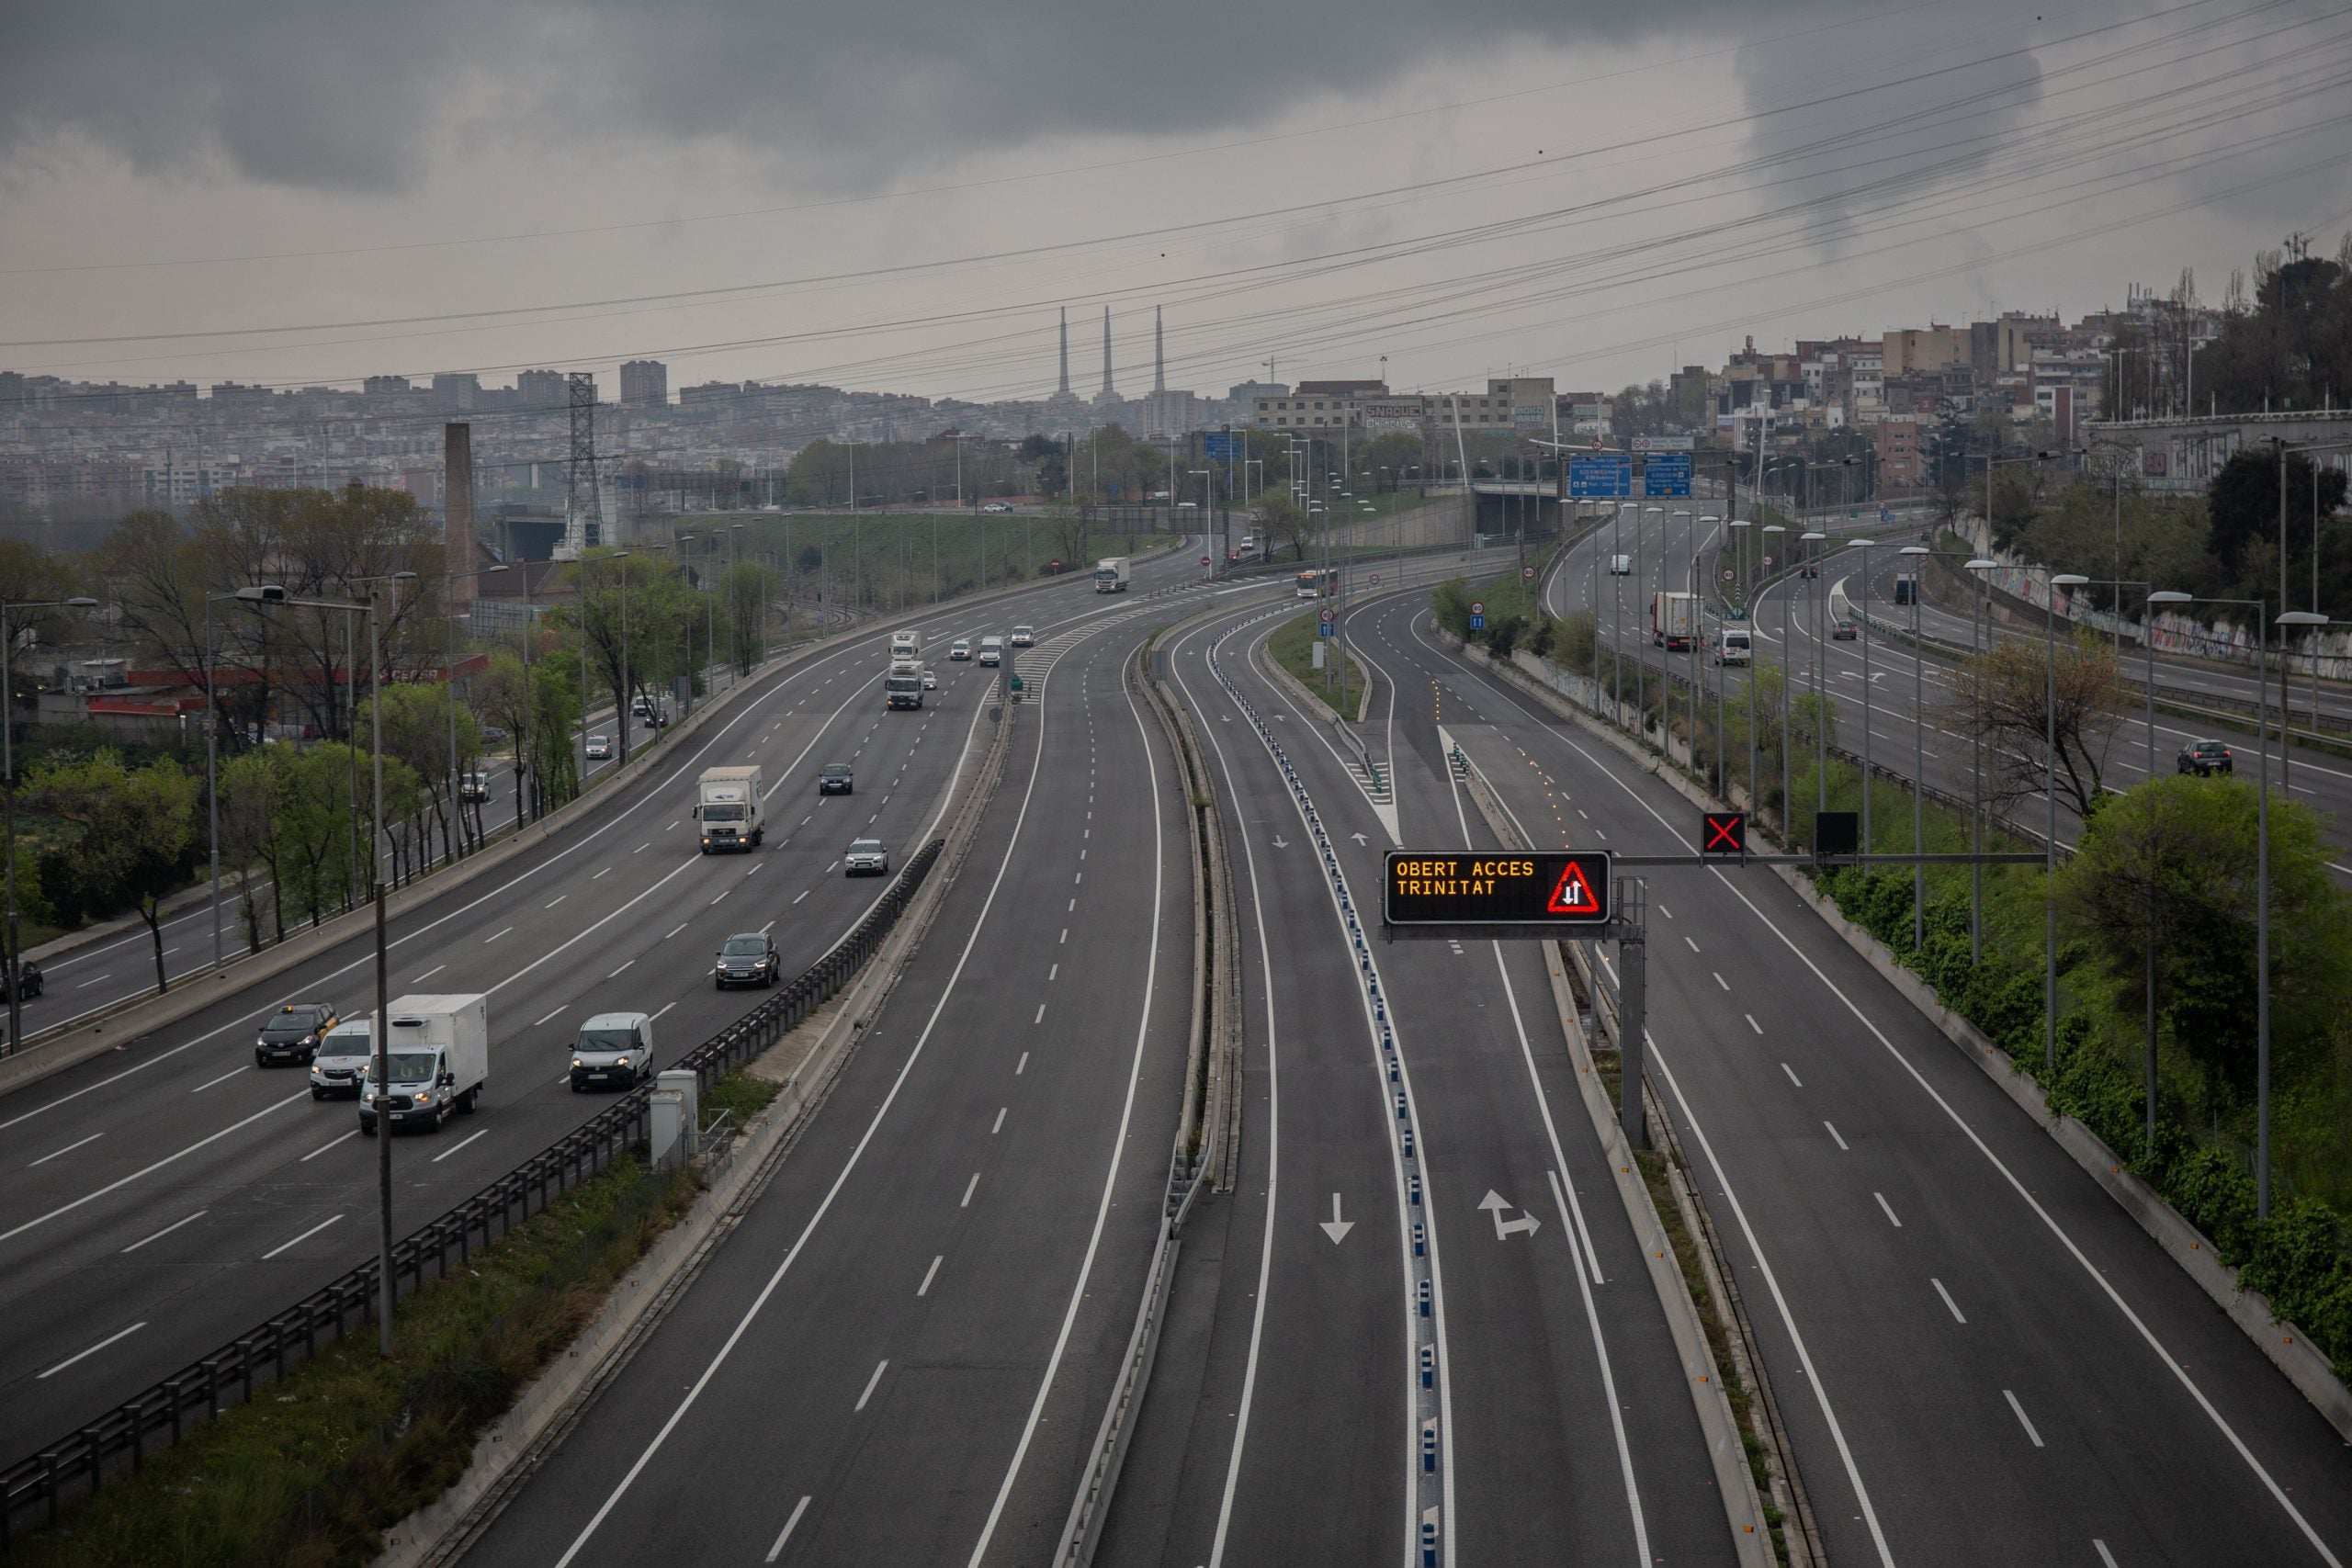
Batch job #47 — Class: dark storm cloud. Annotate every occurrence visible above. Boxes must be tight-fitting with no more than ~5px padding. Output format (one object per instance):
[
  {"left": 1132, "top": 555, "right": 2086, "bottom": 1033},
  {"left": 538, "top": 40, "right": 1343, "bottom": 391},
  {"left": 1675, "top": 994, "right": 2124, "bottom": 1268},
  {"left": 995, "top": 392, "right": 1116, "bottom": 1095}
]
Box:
[{"left": 0, "top": 0, "right": 1870, "bottom": 191}]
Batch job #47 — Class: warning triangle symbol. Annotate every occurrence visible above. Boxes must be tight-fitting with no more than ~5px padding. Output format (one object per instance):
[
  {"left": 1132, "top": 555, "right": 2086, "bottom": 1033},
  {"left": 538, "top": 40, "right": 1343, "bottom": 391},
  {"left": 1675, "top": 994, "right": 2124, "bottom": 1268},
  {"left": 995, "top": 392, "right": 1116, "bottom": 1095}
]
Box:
[{"left": 1546, "top": 859, "right": 1602, "bottom": 916}]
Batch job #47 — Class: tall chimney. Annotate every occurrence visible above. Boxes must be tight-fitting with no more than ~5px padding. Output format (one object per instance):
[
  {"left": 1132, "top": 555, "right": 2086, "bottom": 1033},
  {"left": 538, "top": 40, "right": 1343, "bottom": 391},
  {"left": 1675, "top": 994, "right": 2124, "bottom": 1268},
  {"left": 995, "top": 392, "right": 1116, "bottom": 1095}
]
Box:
[
  {"left": 1057, "top": 308, "right": 1070, "bottom": 396},
  {"left": 444, "top": 423, "right": 476, "bottom": 603},
  {"left": 1100, "top": 308, "right": 1115, "bottom": 400},
  {"left": 1154, "top": 307, "right": 1166, "bottom": 392}
]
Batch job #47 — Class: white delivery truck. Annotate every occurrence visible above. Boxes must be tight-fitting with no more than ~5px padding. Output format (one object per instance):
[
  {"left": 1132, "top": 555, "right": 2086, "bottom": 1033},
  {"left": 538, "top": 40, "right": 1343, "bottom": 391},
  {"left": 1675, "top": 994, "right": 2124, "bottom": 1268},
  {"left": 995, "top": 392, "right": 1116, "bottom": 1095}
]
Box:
[
  {"left": 890, "top": 629, "right": 922, "bottom": 661},
  {"left": 978, "top": 635, "right": 1003, "bottom": 667},
  {"left": 1650, "top": 591, "right": 1700, "bottom": 650},
  {"left": 1093, "top": 557, "right": 1131, "bottom": 593},
  {"left": 695, "top": 764, "right": 765, "bottom": 852},
  {"left": 357, "top": 992, "right": 490, "bottom": 1134},
  {"left": 885, "top": 658, "right": 925, "bottom": 710}
]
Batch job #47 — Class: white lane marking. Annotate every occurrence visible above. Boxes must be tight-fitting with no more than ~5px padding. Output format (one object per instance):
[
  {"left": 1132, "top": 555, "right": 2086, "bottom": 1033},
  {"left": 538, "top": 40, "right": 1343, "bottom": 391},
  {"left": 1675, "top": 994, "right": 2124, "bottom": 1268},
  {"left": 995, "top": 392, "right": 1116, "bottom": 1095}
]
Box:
[
  {"left": 432, "top": 1128, "right": 491, "bottom": 1164},
  {"left": 1746, "top": 1014, "right": 1762, "bottom": 1034},
  {"left": 961, "top": 1172, "right": 980, "bottom": 1208},
  {"left": 1074, "top": 871, "right": 1083, "bottom": 885},
  {"left": 74, "top": 974, "right": 114, "bottom": 989},
  {"left": 1824, "top": 1122, "right": 1849, "bottom": 1151},
  {"left": 189, "top": 1066, "right": 249, "bottom": 1093},
  {"left": 300, "top": 1130, "right": 358, "bottom": 1162},
  {"left": 919, "top": 1255, "right": 944, "bottom": 1297},
  {"left": 854, "top": 1359, "right": 888, "bottom": 1412},
  {"left": 38, "top": 1321, "right": 147, "bottom": 1379},
  {"left": 664, "top": 922, "right": 687, "bottom": 940},
  {"left": 2003, "top": 1389, "right": 2045, "bottom": 1448},
  {"left": 487, "top": 926, "right": 514, "bottom": 942},
  {"left": 0, "top": 1091, "right": 308, "bottom": 1247},
  {"left": 760, "top": 919, "right": 776, "bottom": 936},
  {"left": 609, "top": 960, "right": 633, "bottom": 978},
  {"left": 1873, "top": 1192, "right": 1904, "bottom": 1228},
  {"left": 120, "top": 1210, "right": 207, "bottom": 1253},
  {"left": 1015, "top": 1052, "right": 1029, "bottom": 1075},
  {"left": 1713, "top": 971, "right": 1729, "bottom": 991},
  {"left": 636, "top": 842, "right": 650, "bottom": 854},
  {"left": 652, "top": 1002, "right": 676, "bottom": 1021},
  {"left": 28, "top": 1131, "right": 104, "bottom": 1167},
  {"left": 593, "top": 867, "right": 612, "bottom": 880},
  {"left": 991, "top": 1108, "right": 1006, "bottom": 1134},
  {"left": 413, "top": 964, "right": 447, "bottom": 983},
  {"left": 2095, "top": 1540, "right": 2120, "bottom": 1568},
  {"left": 1047, "top": 964, "right": 1057, "bottom": 981},
  {"left": 1033, "top": 1004, "right": 1046, "bottom": 1024},
  {"left": 1059, "top": 928, "right": 1068, "bottom": 943},
  {"left": 546, "top": 895, "right": 566, "bottom": 908},
  {"left": 794, "top": 890, "right": 809, "bottom": 905},
  {"left": 1549, "top": 1167, "right": 1605, "bottom": 1287},
  {"left": 536, "top": 1006, "right": 567, "bottom": 1027},
  {"left": 1781, "top": 1063, "right": 1803, "bottom": 1088},
  {"left": 1932, "top": 1278, "right": 1967, "bottom": 1325},
  {"left": 261, "top": 1213, "right": 345, "bottom": 1259},
  {"left": 1683, "top": 935, "right": 1700, "bottom": 953}
]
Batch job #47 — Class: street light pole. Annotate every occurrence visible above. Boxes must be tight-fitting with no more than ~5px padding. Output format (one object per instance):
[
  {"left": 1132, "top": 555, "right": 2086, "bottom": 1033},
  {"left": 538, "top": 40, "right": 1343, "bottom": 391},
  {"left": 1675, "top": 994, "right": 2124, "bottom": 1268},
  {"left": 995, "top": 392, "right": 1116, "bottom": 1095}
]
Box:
[
  {"left": 3, "top": 595, "right": 96, "bottom": 1052},
  {"left": 1800, "top": 531, "right": 1827, "bottom": 819},
  {"left": 1764, "top": 524, "right": 1786, "bottom": 828},
  {"left": 1965, "top": 558, "right": 1997, "bottom": 964},
  {"left": 1899, "top": 544, "right": 1931, "bottom": 947},
  {"left": 2044, "top": 572, "right": 2092, "bottom": 1074}
]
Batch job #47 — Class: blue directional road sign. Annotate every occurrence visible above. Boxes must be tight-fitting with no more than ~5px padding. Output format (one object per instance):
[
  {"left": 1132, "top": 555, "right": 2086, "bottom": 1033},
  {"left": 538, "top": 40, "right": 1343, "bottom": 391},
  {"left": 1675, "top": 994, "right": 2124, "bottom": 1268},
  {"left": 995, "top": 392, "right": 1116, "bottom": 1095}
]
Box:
[
  {"left": 1568, "top": 455, "right": 1632, "bottom": 498},
  {"left": 1204, "top": 433, "right": 1242, "bottom": 460},
  {"left": 1318, "top": 619, "right": 1335, "bottom": 637},
  {"left": 1469, "top": 615, "right": 1486, "bottom": 631},
  {"left": 1642, "top": 453, "right": 1693, "bottom": 497}
]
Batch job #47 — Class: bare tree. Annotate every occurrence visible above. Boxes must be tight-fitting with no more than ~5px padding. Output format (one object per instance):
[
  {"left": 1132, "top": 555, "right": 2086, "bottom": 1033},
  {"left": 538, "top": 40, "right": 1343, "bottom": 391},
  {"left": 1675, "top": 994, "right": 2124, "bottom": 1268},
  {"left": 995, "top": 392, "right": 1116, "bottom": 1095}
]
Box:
[{"left": 1942, "top": 628, "right": 2122, "bottom": 820}]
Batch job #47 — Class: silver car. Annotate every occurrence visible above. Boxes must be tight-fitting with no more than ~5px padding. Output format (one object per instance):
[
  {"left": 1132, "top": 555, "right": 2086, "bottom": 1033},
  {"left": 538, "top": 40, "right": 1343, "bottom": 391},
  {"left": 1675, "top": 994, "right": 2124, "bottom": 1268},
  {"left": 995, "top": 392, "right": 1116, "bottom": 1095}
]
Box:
[{"left": 844, "top": 839, "right": 890, "bottom": 876}]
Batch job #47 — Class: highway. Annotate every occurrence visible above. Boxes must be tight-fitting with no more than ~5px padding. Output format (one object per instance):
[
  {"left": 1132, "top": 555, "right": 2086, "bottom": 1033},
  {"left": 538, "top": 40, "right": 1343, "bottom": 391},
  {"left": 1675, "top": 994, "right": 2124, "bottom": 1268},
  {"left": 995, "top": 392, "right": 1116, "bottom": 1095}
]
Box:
[
  {"left": 1337, "top": 579, "right": 2352, "bottom": 1564},
  {"left": 1544, "top": 502, "right": 2352, "bottom": 875},
  {"left": 0, "top": 546, "right": 1207, "bottom": 1472}
]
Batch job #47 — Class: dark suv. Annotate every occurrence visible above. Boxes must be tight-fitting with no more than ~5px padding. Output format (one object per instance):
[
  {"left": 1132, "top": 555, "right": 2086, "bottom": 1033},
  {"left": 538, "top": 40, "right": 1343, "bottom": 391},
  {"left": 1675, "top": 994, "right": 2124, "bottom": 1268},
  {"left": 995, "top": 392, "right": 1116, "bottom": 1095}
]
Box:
[
  {"left": 0, "top": 960, "right": 42, "bottom": 1002},
  {"left": 256, "top": 1001, "right": 338, "bottom": 1066},
  {"left": 714, "top": 932, "right": 781, "bottom": 988},
  {"left": 819, "top": 762, "right": 854, "bottom": 795},
  {"left": 2177, "top": 739, "right": 2233, "bottom": 776}
]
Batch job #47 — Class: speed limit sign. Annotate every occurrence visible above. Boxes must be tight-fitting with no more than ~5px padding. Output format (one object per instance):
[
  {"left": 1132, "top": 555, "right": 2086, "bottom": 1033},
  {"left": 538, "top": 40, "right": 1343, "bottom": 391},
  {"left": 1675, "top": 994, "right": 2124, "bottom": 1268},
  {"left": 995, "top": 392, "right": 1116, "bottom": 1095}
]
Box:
[
  {"left": 1521, "top": 565, "right": 1537, "bottom": 580},
  {"left": 1371, "top": 573, "right": 1381, "bottom": 586},
  {"left": 1470, "top": 601, "right": 1485, "bottom": 616}
]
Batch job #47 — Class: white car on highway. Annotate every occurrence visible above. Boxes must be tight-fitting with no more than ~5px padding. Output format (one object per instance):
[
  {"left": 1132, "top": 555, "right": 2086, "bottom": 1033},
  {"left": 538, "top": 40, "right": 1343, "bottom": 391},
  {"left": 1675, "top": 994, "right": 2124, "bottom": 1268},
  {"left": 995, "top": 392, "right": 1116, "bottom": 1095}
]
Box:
[
  {"left": 584, "top": 734, "right": 613, "bottom": 760},
  {"left": 844, "top": 839, "right": 891, "bottom": 876}
]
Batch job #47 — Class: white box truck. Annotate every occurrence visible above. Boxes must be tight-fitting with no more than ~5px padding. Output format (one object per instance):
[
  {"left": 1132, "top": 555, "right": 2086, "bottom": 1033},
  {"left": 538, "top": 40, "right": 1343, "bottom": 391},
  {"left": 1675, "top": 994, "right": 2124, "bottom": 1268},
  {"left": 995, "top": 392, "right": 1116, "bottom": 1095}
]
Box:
[
  {"left": 1093, "top": 557, "right": 1131, "bottom": 593},
  {"left": 1650, "top": 591, "right": 1700, "bottom": 650},
  {"left": 885, "top": 658, "right": 925, "bottom": 710},
  {"left": 890, "top": 629, "right": 922, "bottom": 661},
  {"left": 357, "top": 992, "right": 490, "bottom": 1134},
  {"left": 695, "top": 764, "right": 765, "bottom": 852}
]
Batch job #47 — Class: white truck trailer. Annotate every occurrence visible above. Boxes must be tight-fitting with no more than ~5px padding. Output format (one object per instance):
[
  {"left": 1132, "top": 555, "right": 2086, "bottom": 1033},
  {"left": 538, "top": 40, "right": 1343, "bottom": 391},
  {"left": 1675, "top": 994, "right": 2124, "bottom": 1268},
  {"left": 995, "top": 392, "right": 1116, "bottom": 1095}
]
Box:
[
  {"left": 1650, "top": 591, "right": 1700, "bottom": 651},
  {"left": 357, "top": 992, "right": 490, "bottom": 1134},
  {"left": 1093, "top": 557, "right": 1131, "bottom": 593},
  {"left": 695, "top": 764, "right": 765, "bottom": 852},
  {"left": 885, "top": 658, "right": 926, "bottom": 709},
  {"left": 890, "top": 629, "right": 922, "bottom": 661}
]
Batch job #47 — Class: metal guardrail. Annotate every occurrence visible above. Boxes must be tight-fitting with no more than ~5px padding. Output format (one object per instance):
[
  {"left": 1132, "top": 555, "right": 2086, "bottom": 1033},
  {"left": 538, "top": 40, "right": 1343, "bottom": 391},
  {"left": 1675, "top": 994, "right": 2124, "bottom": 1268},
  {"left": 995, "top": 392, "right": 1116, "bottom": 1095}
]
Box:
[{"left": 0, "top": 836, "right": 944, "bottom": 1547}]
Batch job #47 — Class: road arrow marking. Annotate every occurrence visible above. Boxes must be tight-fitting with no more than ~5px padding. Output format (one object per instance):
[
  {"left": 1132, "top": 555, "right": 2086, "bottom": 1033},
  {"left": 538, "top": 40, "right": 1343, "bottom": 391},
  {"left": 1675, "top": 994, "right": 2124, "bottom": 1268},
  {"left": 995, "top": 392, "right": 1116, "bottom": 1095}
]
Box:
[
  {"left": 1271, "top": 836, "right": 1289, "bottom": 849},
  {"left": 1480, "top": 1189, "right": 1541, "bottom": 1240},
  {"left": 1320, "top": 1192, "right": 1354, "bottom": 1244},
  {"left": 1351, "top": 831, "right": 1369, "bottom": 845}
]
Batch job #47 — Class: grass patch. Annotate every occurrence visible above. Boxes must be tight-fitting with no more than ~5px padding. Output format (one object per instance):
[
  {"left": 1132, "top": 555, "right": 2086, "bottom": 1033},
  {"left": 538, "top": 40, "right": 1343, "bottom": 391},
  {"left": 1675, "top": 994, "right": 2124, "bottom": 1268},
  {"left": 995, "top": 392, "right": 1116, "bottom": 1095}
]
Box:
[
  {"left": 1267, "top": 611, "right": 1371, "bottom": 719},
  {"left": 701, "top": 1066, "right": 782, "bottom": 1126},
  {"left": 12, "top": 1153, "right": 697, "bottom": 1567}
]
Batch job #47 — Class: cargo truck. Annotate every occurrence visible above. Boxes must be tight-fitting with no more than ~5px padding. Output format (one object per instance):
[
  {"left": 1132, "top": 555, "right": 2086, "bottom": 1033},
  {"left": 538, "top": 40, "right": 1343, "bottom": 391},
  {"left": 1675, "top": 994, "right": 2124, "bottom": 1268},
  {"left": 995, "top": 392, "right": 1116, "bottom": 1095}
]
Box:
[
  {"left": 695, "top": 764, "right": 765, "bottom": 851},
  {"left": 1893, "top": 573, "right": 1918, "bottom": 606},
  {"left": 1093, "top": 557, "right": 1130, "bottom": 593},
  {"left": 885, "top": 659, "right": 925, "bottom": 709},
  {"left": 356, "top": 992, "right": 490, "bottom": 1134},
  {"left": 890, "top": 629, "right": 922, "bottom": 661},
  {"left": 1650, "top": 591, "right": 1700, "bottom": 650}
]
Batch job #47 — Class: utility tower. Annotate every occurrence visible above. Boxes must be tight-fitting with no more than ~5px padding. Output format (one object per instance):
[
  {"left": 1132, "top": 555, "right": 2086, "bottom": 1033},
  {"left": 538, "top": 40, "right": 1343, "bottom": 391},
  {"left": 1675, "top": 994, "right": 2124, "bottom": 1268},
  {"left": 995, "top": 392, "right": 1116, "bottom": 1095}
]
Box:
[{"left": 562, "top": 371, "right": 602, "bottom": 558}]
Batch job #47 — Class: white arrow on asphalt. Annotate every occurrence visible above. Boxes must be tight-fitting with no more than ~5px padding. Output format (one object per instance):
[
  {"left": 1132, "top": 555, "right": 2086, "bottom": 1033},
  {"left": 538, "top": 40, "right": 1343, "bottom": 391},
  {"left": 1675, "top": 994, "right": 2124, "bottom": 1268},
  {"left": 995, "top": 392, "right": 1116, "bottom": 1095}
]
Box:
[
  {"left": 1351, "top": 832, "right": 1369, "bottom": 845},
  {"left": 1272, "top": 713, "right": 1287, "bottom": 721},
  {"left": 1479, "top": 1190, "right": 1541, "bottom": 1240},
  {"left": 1320, "top": 1192, "right": 1354, "bottom": 1244},
  {"left": 1271, "top": 836, "right": 1289, "bottom": 849}
]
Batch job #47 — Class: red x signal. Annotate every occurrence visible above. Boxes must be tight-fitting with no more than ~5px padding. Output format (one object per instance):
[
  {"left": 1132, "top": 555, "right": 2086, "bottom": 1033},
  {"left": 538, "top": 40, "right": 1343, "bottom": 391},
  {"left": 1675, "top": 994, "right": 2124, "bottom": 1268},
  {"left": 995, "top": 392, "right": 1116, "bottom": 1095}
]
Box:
[{"left": 1702, "top": 812, "right": 1747, "bottom": 854}]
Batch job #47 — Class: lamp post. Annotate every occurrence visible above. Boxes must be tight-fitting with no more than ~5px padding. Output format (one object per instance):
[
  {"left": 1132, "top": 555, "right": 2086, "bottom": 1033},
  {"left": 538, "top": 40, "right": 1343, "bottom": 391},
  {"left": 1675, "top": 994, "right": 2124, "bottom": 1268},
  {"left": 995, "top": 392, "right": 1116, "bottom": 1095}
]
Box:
[
  {"left": 1898, "top": 544, "right": 1932, "bottom": 946},
  {"left": 1799, "top": 530, "right": 1826, "bottom": 818},
  {"left": 251, "top": 578, "right": 411, "bottom": 1354},
  {"left": 1726, "top": 518, "right": 1749, "bottom": 801},
  {"left": 1962, "top": 557, "right": 1998, "bottom": 964},
  {"left": 1764, "top": 524, "right": 1786, "bottom": 826},
  {"left": 1845, "top": 538, "right": 1875, "bottom": 862},
  {"left": 4, "top": 595, "right": 96, "bottom": 1052},
  {"left": 1640, "top": 505, "right": 1664, "bottom": 734},
  {"left": 444, "top": 563, "right": 509, "bottom": 865},
  {"left": 2043, "top": 571, "right": 2093, "bottom": 1074}
]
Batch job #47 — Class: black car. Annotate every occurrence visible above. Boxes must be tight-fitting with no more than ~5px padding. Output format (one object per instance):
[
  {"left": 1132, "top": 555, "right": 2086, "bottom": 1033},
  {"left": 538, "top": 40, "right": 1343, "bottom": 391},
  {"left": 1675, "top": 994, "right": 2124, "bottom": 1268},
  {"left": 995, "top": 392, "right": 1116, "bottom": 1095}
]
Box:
[
  {"left": 819, "top": 762, "right": 854, "bottom": 795},
  {"left": 255, "top": 1001, "right": 338, "bottom": 1066},
  {"left": 0, "top": 960, "right": 42, "bottom": 1001},
  {"left": 2177, "top": 739, "right": 2233, "bottom": 776},
  {"left": 714, "top": 932, "right": 781, "bottom": 988},
  {"left": 1831, "top": 620, "right": 1859, "bottom": 641}
]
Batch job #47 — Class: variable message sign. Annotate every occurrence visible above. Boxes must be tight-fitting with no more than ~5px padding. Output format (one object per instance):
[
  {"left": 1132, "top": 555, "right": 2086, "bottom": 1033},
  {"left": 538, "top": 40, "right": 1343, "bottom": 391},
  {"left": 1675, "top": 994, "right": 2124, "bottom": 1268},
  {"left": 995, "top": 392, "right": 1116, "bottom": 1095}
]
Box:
[{"left": 1385, "top": 851, "right": 1614, "bottom": 928}]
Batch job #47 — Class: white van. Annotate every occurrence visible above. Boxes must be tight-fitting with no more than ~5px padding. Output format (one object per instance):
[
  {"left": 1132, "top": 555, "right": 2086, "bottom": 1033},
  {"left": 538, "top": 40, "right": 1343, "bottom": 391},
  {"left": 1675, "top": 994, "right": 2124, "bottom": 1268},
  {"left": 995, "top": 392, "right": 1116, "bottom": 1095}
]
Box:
[
  {"left": 571, "top": 1010, "right": 653, "bottom": 1091},
  {"left": 1609, "top": 554, "right": 1633, "bottom": 576},
  {"left": 978, "top": 635, "right": 1003, "bottom": 667},
  {"left": 1714, "top": 627, "right": 1753, "bottom": 666}
]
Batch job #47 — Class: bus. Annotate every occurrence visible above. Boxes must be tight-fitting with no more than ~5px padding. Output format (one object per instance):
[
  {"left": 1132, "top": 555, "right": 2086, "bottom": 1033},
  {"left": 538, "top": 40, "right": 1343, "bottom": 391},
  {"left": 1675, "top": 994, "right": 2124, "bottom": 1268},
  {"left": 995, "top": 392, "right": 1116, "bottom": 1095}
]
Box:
[{"left": 1295, "top": 569, "right": 1336, "bottom": 599}]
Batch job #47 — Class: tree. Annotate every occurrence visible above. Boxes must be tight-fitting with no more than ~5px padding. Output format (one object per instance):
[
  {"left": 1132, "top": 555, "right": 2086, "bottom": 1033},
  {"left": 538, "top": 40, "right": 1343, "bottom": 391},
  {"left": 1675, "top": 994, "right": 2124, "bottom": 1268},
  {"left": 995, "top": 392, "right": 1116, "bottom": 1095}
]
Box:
[
  {"left": 1943, "top": 628, "right": 2120, "bottom": 819},
  {"left": 1256, "top": 494, "right": 1309, "bottom": 561},
  {"left": 2206, "top": 449, "right": 2349, "bottom": 617},
  {"left": 29, "top": 751, "right": 198, "bottom": 993},
  {"left": 475, "top": 651, "right": 536, "bottom": 828},
  {"left": 220, "top": 748, "right": 291, "bottom": 950},
  {"left": 2058, "top": 776, "right": 2351, "bottom": 1122},
  {"left": 724, "top": 562, "right": 769, "bottom": 672},
  {"left": 277, "top": 744, "right": 363, "bottom": 927}
]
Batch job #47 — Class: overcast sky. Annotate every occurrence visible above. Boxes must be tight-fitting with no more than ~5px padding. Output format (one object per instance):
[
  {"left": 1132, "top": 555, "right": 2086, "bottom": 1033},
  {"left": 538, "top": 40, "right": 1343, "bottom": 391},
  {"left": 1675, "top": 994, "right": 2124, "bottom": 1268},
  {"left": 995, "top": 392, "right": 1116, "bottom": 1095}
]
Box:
[{"left": 4, "top": 0, "right": 2348, "bottom": 403}]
